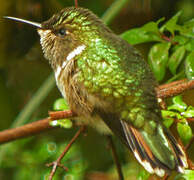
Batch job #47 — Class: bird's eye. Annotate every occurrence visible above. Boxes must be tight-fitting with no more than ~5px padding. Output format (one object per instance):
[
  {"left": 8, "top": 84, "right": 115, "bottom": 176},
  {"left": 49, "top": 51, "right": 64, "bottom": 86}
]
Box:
[{"left": 56, "top": 28, "right": 66, "bottom": 37}]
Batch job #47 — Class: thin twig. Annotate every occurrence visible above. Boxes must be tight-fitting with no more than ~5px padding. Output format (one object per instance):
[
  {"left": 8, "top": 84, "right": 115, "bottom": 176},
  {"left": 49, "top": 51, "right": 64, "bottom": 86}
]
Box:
[
  {"left": 74, "top": 0, "right": 78, "bottom": 7},
  {"left": 46, "top": 126, "right": 85, "bottom": 180},
  {"left": 107, "top": 136, "right": 124, "bottom": 180}
]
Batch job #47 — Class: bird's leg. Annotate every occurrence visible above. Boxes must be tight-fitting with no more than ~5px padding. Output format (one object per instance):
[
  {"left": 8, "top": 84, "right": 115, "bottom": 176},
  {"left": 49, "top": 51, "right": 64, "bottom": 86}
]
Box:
[{"left": 107, "top": 136, "right": 124, "bottom": 180}]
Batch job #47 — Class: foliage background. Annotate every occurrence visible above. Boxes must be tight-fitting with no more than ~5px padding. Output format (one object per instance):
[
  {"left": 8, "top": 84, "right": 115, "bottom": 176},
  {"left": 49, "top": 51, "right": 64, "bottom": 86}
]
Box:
[{"left": 0, "top": 0, "right": 194, "bottom": 179}]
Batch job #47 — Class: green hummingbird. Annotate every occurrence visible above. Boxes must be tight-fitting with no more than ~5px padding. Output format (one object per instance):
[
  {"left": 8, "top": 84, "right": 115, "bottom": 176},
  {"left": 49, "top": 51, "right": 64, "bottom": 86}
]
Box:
[{"left": 5, "top": 7, "right": 188, "bottom": 177}]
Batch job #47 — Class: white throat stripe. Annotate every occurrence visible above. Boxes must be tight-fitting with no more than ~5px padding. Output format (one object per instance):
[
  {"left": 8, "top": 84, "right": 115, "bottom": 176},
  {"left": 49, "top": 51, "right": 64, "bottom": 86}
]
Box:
[
  {"left": 55, "top": 45, "right": 86, "bottom": 80},
  {"left": 66, "top": 45, "right": 86, "bottom": 62}
]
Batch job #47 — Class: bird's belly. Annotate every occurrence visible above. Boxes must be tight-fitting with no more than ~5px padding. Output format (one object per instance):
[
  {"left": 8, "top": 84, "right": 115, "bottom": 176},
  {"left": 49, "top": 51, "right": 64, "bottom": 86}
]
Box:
[
  {"left": 55, "top": 68, "right": 112, "bottom": 135},
  {"left": 74, "top": 115, "right": 112, "bottom": 135}
]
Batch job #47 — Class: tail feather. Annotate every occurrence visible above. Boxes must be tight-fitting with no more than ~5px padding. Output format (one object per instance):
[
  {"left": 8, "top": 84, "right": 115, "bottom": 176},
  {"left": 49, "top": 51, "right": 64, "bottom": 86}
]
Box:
[
  {"left": 121, "top": 121, "right": 167, "bottom": 176},
  {"left": 163, "top": 127, "right": 188, "bottom": 171},
  {"left": 96, "top": 110, "right": 187, "bottom": 177},
  {"left": 122, "top": 121, "right": 156, "bottom": 173},
  {"left": 121, "top": 121, "right": 188, "bottom": 177}
]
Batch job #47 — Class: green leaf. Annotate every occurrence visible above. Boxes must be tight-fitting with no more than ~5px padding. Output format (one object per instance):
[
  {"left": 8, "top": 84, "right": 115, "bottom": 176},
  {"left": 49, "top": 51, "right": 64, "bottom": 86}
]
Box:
[
  {"left": 137, "top": 169, "right": 150, "bottom": 180},
  {"left": 188, "top": 106, "right": 194, "bottom": 110},
  {"left": 168, "top": 46, "right": 185, "bottom": 75},
  {"left": 156, "top": 17, "right": 165, "bottom": 26},
  {"left": 121, "top": 20, "right": 163, "bottom": 45},
  {"left": 121, "top": 18, "right": 165, "bottom": 45},
  {"left": 173, "top": 35, "right": 189, "bottom": 45},
  {"left": 168, "top": 96, "right": 187, "bottom": 112},
  {"left": 121, "top": 28, "right": 161, "bottom": 45},
  {"left": 160, "top": 11, "right": 182, "bottom": 35},
  {"left": 172, "top": 95, "right": 187, "bottom": 109},
  {"left": 163, "top": 118, "right": 174, "bottom": 128},
  {"left": 50, "top": 119, "right": 73, "bottom": 129},
  {"left": 177, "top": 123, "right": 192, "bottom": 144},
  {"left": 141, "top": 21, "right": 160, "bottom": 33},
  {"left": 185, "top": 39, "right": 194, "bottom": 51},
  {"left": 181, "top": 170, "right": 194, "bottom": 180},
  {"left": 185, "top": 51, "right": 194, "bottom": 80},
  {"left": 175, "top": 170, "right": 194, "bottom": 180},
  {"left": 53, "top": 98, "right": 69, "bottom": 111},
  {"left": 161, "top": 110, "right": 176, "bottom": 128},
  {"left": 182, "top": 109, "right": 194, "bottom": 118},
  {"left": 162, "top": 110, "right": 178, "bottom": 118},
  {"left": 148, "top": 42, "right": 171, "bottom": 81},
  {"left": 180, "top": 19, "right": 194, "bottom": 38}
]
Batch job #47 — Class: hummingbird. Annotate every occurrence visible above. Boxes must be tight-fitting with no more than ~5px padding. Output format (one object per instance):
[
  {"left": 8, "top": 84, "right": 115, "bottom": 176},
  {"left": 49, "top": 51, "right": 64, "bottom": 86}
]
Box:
[{"left": 4, "top": 7, "right": 188, "bottom": 177}]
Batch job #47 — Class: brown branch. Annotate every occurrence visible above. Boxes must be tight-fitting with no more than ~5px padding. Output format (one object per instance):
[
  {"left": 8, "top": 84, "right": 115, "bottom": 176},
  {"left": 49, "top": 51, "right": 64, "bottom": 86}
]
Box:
[
  {"left": 0, "top": 118, "right": 53, "bottom": 144},
  {"left": 156, "top": 79, "right": 194, "bottom": 98},
  {"left": 0, "top": 79, "right": 193, "bottom": 145},
  {"left": 187, "top": 117, "right": 194, "bottom": 122},
  {"left": 0, "top": 110, "right": 74, "bottom": 144},
  {"left": 107, "top": 136, "right": 124, "bottom": 180},
  {"left": 49, "top": 110, "right": 74, "bottom": 120},
  {"left": 158, "top": 79, "right": 187, "bottom": 89},
  {"left": 46, "top": 126, "right": 85, "bottom": 180}
]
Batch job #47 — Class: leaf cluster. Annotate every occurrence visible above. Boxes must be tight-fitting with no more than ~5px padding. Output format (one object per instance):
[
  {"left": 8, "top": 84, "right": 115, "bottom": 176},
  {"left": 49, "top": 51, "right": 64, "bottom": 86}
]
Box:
[
  {"left": 121, "top": 12, "right": 194, "bottom": 179},
  {"left": 121, "top": 12, "right": 194, "bottom": 81},
  {"left": 162, "top": 95, "right": 193, "bottom": 144}
]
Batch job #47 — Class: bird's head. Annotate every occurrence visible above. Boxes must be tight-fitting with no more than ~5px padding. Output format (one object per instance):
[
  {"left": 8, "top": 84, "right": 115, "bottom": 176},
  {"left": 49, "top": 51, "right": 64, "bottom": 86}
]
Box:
[{"left": 5, "top": 7, "right": 111, "bottom": 69}]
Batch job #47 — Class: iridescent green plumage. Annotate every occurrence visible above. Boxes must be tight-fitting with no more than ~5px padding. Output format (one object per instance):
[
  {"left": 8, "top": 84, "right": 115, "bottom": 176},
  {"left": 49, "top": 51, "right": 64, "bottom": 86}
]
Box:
[
  {"left": 5, "top": 7, "right": 188, "bottom": 177},
  {"left": 39, "top": 7, "right": 188, "bottom": 176}
]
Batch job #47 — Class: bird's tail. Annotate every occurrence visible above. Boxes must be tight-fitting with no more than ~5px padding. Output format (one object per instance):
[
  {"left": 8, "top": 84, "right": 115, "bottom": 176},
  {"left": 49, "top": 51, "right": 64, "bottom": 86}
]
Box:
[{"left": 121, "top": 121, "right": 188, "bottom": 177}]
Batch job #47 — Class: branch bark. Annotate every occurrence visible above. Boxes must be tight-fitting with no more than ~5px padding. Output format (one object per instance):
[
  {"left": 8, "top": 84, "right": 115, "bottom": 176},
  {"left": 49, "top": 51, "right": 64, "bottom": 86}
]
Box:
[
  {"left": 49, "top": 110, "right": 74, "bottom": 120},
  {"left": 156, "top": 79, "right": 194, "bottom": 98},
  {"left": 0, "top": 79, "right": 193, "bottom": 145},
  {"left": 0, "top": 118, "right": 52, "bottom": 144},
  {"left": 0, "top": 111, "right": 74, "bottom": 144}
]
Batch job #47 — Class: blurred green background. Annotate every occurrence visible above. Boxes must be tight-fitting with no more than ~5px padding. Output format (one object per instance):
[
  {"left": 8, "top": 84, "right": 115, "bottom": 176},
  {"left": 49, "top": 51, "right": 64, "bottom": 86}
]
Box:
[{"left": 0, "top": 0, "right": 194, "bottom": 180}]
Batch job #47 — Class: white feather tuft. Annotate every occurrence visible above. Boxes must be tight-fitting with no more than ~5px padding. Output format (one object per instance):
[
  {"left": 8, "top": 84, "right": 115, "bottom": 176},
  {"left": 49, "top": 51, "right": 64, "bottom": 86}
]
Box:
[
  {"left": 155, "top": 167, "right": 165, "bottom": 177},
  {"left": 134, "top": 151, "right": 155, "bottom": 175},
  {"left": 177, "top": 166, "right": 185, "bottom": 174},
  {"left": 177, "top": 144, "right": 188, "bottom": 168},
  {"left": 66, "top": 45, "right": 86, "bottom": 62}
]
